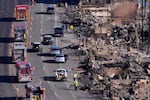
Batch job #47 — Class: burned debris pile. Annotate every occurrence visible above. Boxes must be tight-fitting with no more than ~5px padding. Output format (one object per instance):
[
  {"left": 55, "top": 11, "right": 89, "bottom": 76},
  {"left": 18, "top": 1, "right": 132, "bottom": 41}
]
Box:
[{"left": 63, "top": 0, "right": 150, "bottom": 99}]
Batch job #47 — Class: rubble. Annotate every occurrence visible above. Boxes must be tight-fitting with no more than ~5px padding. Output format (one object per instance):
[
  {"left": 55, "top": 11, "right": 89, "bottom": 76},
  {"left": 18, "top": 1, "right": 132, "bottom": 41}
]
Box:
[{"left": 63, "top": 0, "right": 150, "bottom": 99}]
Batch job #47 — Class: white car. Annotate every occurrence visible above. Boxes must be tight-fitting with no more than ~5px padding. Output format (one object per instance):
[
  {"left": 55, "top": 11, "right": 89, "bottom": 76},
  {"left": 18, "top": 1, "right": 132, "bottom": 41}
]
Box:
[
  {"left": 55, "top": 53, "right": 66, "bottom": 63},
  {"left": 50, "top": 45, "right": 61, "bottom": 55}
]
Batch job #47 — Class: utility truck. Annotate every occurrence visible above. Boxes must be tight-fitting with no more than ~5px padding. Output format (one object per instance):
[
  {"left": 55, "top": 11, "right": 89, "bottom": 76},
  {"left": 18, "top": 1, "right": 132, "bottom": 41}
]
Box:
[
  {"left": 25, "top": 83, "right": 46, "bottom": 100},
  {"left": 15, "top": 5, "right": 29, "bottom": 20},
  {"left": 16, "top": 61, "right": 33, "bottom": 82},
  {"left": 14, "top": 23, "right": 27, "bottom": 42},
  {"left": 12, "top": 42, "right": 26, "bottom": 62}
]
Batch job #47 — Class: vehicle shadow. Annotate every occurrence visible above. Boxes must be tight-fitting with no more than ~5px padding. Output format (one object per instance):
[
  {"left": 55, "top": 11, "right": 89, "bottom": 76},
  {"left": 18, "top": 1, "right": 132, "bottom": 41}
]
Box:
[
  {"left": 35, "top": 12, "right": 51, "bottom": 15},
  {"left": 35, "top": 0, "right": 60, "bottom": 4},
  {"left": 0, "top": 17, "right": 16, "bottom": 22},
  {"left": 0, "top": 37, "right": 14, "bottom": 43},
  {"left": 43, "top": 60, "right": 66, "bottom": 63},
  {"left": 37, "top": 53, "right": 51, "bottom": 57},
  {"left": 0, "top": 97, "right": 23, "bottom": 100},
  {"left": 0, "top": 76, "right": 18, "bottom": 83},
  {"left": 27, "top": 49, "right": 41, "bottom": 53},
  {"left": 41, "top": 33, "right": 54, "bottom": 36},
  {"left": 27, "top": 49, "right": 34, "bottom": 53},
  {"left": 42, "top": 60, "right": 55, "bottom": 63},
  {"left": 0, "top": 56, "right": 14, "bottom": 64},
  {"left": 35, "top": 0, "right": 79, "bottom": 5},
  {"left": 42, "top": 76, "right": 56, "bottom": 81}
]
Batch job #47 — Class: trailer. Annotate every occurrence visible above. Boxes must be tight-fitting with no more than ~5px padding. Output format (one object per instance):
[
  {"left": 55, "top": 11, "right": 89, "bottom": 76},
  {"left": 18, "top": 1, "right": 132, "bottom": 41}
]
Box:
[
  {"left": 16, "top": 61, "right": 33, "bottom": 82},
  {"left": 15, "top": 5, "right": 29, "bottom": 20},
  {"left": 14, "top": 23, "right": 27, "bottom": 42},
  {"left": 12, "top": 42, "right": 26, "bottom": 63},
  {"left": 25, "top": 83, "right": 46, "bottom": 100}
]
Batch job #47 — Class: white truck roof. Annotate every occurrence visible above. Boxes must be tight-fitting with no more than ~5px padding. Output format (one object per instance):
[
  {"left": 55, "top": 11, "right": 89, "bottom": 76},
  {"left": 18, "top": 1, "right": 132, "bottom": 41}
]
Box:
[{"left": 13, "top": 42, "right": 26, "bottom": 49}]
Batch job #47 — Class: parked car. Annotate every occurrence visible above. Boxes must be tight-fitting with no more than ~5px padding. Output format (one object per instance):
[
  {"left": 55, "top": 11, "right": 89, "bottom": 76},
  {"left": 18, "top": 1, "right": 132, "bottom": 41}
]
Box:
[
  {"left": 55, "top": 53, "right": 68, "bottom": 63},
  {"left": 31, "top": 42, "right": 42, "bottom": 52},
  {"left": 42, "top": 35, "right": 53, "bottom": 45},
  {"left": 53, "top": 26, "right": 64, "bottom": 37},
  {"left": 50, "top": 45, "right": 61, "bottom": 55}
]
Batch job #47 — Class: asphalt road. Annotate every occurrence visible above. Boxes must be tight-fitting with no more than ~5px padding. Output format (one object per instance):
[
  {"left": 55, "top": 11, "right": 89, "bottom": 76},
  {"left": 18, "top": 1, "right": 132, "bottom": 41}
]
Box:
[
  {"left": 0, "top": 0, "right": 30, "bottom": 99},
  {"left": 0, "top": 0, "right": 96, "bottom": 100},
  {"left": 22, "top": 3, "right": 96, "bottom": 100},
  {"left": 0, "top": 0, "right": 16, "bottom": 99}
]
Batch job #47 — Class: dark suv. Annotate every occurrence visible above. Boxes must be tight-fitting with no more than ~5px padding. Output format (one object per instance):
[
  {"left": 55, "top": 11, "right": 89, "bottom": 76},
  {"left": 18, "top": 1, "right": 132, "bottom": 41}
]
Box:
[{"left": 54, "top": 27, "right": 64, "bottom": 37}]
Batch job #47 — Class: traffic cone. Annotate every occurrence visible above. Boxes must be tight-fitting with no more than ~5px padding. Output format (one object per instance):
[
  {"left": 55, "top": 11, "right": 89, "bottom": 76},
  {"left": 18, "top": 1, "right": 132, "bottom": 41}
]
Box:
[
  {"left": 29, "top": 27, "right": 32, "bottom": 31},
  {"left": 29, "top": 34, "right": 32, "bottom": 39},
  {"left": 32, "top": 0, "right": 35, "bottom": 6}
]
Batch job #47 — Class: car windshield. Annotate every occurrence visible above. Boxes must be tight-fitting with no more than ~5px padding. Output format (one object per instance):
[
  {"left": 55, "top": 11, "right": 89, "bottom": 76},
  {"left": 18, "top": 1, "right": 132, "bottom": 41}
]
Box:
[
  {"left": 48, "top": 7, "right": 54, "bottom": 10},
  {"left": 55, "top": 28, "right": 63, "bottom": 33},
  {"left": 51, "top": 48, "right": 60, "bottom": 50},
  {"left": 51, "top": 46, "right": 60, "bottom": 50},
  {"left": 33, "top": 44, "right": 40, "bottom": 47},
  {"left": 44, "top": 37, "right": 52, "bottom": 39},
  {"left": 56, "top": 55, "right": 64, "bottom": 57},
  {"left": 57, "top": 70, "right": 65, "bottom": 73}
]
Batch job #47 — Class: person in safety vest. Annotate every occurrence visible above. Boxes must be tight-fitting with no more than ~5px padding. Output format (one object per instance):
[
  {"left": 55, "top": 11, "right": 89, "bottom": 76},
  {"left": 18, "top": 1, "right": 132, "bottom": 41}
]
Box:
[
  {"left": 74, "top": 79, "right": 78, "bottom": 91},
  {"left": 73, "top": 73, "right": 77, "bottom": 81},
  {"left": 69, "top": 25, "right": 74, "bottom": 30}
]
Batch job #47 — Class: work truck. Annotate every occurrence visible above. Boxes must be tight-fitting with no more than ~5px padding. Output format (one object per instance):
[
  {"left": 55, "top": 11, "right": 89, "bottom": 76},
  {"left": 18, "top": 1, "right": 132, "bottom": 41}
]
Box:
[
  {"left": 12, "top": 42, "right": 26, "bottom": 63},
  {"left": 14, "top": 23, "right": 27, "bottom": 42},
  {"left": 15, "top": 5, "right": 29, "bottom": 20},
  {"left": 16, "top": 61, "right": 33, "bottom": 82},
  {"left": 25, "top": 83, "right": 46, "bottom": 100}
]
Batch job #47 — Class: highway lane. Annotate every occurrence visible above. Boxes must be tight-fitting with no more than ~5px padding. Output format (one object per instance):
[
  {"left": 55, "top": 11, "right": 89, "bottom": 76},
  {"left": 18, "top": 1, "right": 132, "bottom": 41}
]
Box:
[
  {"left": 13, "top": 3, "right": 58, "bottom": 100},
  {"left": 27, "top": 3, "right": 72, "bottom": 99},
  {"left": 0, "top": 0, "right": 16, "bottom": 99},
  {"left": 25, "top": 3, "right": 96, "bottom": 100},
  {"left": 0, "top": 0, "right": 34, "bottom": 99}
]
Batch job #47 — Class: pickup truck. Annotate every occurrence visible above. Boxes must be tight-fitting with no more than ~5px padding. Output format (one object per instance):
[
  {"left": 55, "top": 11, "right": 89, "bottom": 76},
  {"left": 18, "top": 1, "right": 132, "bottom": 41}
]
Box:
[{"left": 55, "top": 68, "right": 67, "bottom": 81}]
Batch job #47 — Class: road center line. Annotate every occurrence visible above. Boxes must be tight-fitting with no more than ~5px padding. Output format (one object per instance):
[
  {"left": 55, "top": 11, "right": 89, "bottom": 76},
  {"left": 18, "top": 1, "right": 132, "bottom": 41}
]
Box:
[
  {"left": 56, "top": 37, "right": 58, "bottom": 46},
  {"left": 54, "top": 92, "right": 58, "bottom": 97},
  {"left": 43, "top": 66, "right": 45, "bottom": 70}
]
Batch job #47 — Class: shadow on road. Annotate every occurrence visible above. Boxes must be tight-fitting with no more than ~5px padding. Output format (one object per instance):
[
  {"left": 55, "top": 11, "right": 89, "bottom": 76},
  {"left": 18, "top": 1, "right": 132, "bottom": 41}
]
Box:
[
  {"left": 0, "top": 97, "right": 23, "bottom": 100},
  {"left": 0, "top": 37, "right": 14, "bottom": 43},
  {"left": 27, "top": 49, "right": 36, "bottom": 53},
  {"left": 35, "top": 0, "right": 61, "bottom": 4},
  {"left": 0, "top": 76, "right": 18, "bottom": 83},
  {"left": 35, "top": 12, "right": 51, "bottom": 15},
  {"left": 42, "top": 76, "right": 56, "bottom": 81},
  {"left": 0, "top": 17, "right": 16, "bottom": 22},
  {"left": 0, "top": 56, "right": 14, "bottom": 64},
  {"left": 41, "top": 33, "right": 54, "bottom": 36},
  {"left": 43, "top": 59, "right": 66, "bottom": 63},
  {"left": 37, "top": 53, "right": 51, "bottom": 57},
  {"left": 42, "top": 60, "right": 55, "bottom": 63},
  {"left": 35, "top": 0, "right": 79, "bottom": 5}
]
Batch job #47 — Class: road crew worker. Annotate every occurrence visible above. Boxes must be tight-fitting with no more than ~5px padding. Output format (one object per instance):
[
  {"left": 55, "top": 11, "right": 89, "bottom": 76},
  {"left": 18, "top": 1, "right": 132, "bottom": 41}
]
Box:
[
  {"left": 74, "top": 79, "right": 78, "bottom": 91},
  {"left": 69, "top": 25, "right": 74, "bottom": 30},
  {"left": 73, "top": 73, "right": 77, "bottom": 81}
]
